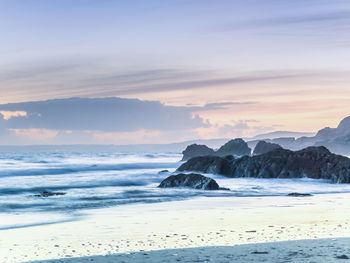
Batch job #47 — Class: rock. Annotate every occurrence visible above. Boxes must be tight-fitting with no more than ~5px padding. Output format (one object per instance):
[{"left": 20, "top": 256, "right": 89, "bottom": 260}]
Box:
[
  {"left": 181, "top": 144, "right": 215, "bottom": 161},
  {"left": 34, "top": 191, "right": 66, "bottom": 197},
  {"left": 216, "top": 138, "right": 251, "bottom": 157},
  {"left": 233, "top": 146, "right": 350, "bottom": 182},
  {"left": 158, "top": 170, "right": 169, "bottom": 174},
  {"left": 335, "top": 255, "right": 349, "bottom": 259},
  {"left": 287, "top": 193, "right": 312, "bottom": 197},
  {"left": 177, "top": 155, "right": 235, "bottom": 176},
  {"left": 181, "top": 139, "right": 251, "bottom": 161},
  {"left": 158, "top": 173, "right": 223, "bottom": 190},
  {"left": 253, "top": 141, "right": 282, "bottom": 155},
  {"left": 178, "top": 146, "right": 350, "bottom": 183}
]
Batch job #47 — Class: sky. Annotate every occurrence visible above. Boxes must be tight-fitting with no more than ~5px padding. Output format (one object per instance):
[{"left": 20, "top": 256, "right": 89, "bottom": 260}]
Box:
[{"left": 1, "top": 0, "right": 350, "bottom": 145}]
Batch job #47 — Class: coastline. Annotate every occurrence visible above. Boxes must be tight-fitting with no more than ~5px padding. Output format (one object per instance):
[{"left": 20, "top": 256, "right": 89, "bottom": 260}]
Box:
[{"left": 1, "top": 193, "right": 350, "bottom": 262}]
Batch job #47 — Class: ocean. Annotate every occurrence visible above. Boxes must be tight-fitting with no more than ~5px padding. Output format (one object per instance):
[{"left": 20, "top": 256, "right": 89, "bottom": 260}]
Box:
[{"left": 1, "top": 151, "right": 350, "bottom": 230}]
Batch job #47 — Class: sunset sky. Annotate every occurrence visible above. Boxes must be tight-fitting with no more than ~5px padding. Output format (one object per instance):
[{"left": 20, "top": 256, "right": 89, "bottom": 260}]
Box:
[{"left": 1, "top": 0, "right": 350, "bottom": 145}]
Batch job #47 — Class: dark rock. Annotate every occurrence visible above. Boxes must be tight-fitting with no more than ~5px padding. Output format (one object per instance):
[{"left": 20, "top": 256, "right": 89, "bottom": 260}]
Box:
[
  {"left": 158, "top": 173, "right": 222, "bottom": 190},
  {"left": 181, "top": 139, "right": 251, "bottom": 162},
  {"left": 216, "top": 138, "right": 251, "bottom": 157},
  {"left": 34, "top": 191, "right": 66, "bottom": 197},
  {"left": 335, "top": 255, "right": 349, "bottom": 259},
  {"left": 253, "top": 141, "right": 282, "bottom": 155},
  {"left": 251, "top": 251, "right": 269, "bottom": 255},
  {"left": 181, "top": 144, "right": 215, "bottom": 161},
  {"left": 178, "top": 146, "right": 350, "bottom": 183},
  {"left": 287, "top": 193, "right": 312, "bottom": 197},
  {"left": 270, "top": 137, "right": 296, "bottom": 148},
  {"left": 232, "top": 146, "right": 350, "bottom": 182},
  {"left": 177, "top": 155, "right": 235, "bottom": 176},
  {"left": 158, "top": 170, "right": 169, "bottom": 174}
]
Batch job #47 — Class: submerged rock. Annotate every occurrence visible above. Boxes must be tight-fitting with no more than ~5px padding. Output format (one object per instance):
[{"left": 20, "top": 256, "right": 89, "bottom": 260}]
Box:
[
  {"left": 287, "top": 193, "right": 312, "bottom": 197},
  {"left": 178, "top": 146, "right": 350, "bottom": 183},
  {"left": 335, "top": 255, "right": 349, "bottom": 259},
  {"left": 216, "top": 138, "right": 251, "bottom": 157},
  {"left": 34, "top": 191, "right": 66, "bottom": 197},
  {"left": 253, "top": 141, "right": 282, "bottom": 155},
  {"left": 158, "top": 173, "right": 225, "bottom": 190},
  {"left": 181, "top": 144, "right": 215, "bottom": 161}
]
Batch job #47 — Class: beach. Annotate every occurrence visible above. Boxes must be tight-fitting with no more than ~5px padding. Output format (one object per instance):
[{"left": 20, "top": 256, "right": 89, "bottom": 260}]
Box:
[
  {"left": 31, "top": 238, "right": 350, "bottom": 263},
  {"left": 1, "top": 151, "right": 350, "bottom": 263},
  {"left": 1, "top": 193, "right": 350, "bottom": 262},
  {"left": 3, "top": 0, "right": 350, "bottom": 261}
]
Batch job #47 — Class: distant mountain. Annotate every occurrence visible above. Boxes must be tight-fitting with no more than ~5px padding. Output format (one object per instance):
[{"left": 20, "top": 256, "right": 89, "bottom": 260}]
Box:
[
  {"left": 247, "top": 116, "right": 350, "bottom": 156},
  {"left": 250, "top": 131, "right": 315, "bottom": 140},
  {"left": 297, "top": 116, "right": 350, "bottom": 156}
]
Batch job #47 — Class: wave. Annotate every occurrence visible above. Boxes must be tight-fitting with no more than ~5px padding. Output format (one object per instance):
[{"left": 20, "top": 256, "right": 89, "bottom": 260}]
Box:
[
  {"left": 0, "top": 215, "right": 82, "bottom": 231},
  {"left": 3, "top": 150, "right": 350, "bottom": 230},
  {"left": 0, "top": 162, "right": 177, "bottom": 178},
  {"left": 0, "top": 180, "right": 152, "bottom": 196}
]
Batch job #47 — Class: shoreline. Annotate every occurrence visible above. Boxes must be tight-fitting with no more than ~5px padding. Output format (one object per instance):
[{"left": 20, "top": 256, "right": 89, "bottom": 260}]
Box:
[
  {"left": 1, "top": 193, "right": 350, "bottom": 262},
  {"left": 29, "top": 237, "right": 350, "bottom": 263}
]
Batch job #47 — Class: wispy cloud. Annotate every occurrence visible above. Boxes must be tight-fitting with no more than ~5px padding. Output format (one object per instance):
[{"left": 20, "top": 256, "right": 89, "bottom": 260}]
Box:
[
  {"left": 215, "top": 9, "right": 350, "bottom": 46},
  {"left": 106, "top": 73, "right": 303, "bottom": 96},
  {"left": 221, "top": 11, "right": 350, "bottom": 30},
  {"left": 0, "top": 58, "right": 316, "bottom": 103}
]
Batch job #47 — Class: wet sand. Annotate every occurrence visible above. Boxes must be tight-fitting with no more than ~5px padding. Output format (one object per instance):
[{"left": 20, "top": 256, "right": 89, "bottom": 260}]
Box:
[
  {"left": 31, "top": 238, "right": 350, "bottom": 263},
  {"left": 1, "top": 193, "right": 350, "bottom": 262}
]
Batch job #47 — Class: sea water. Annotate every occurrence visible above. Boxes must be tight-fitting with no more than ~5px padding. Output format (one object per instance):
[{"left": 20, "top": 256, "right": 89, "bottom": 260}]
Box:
[{"left": 1, "top": 151, "right": 350, "bottom": 229}]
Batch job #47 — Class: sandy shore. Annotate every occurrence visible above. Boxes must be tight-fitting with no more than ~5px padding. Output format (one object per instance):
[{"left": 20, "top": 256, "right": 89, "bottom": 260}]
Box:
[
  {"left": 1, "top": 193, "right": 350, "bottom": 262},
  {"left": 31, "top": 238, "right": 350, "bottom": 263}
]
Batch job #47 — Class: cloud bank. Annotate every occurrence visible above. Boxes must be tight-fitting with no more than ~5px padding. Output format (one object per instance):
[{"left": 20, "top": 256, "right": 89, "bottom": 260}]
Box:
[
  {"left": 0, "top": 97, "right": 207, "bottom": 132},
  {"left": 0, "top": 97, "right": 276, "bottom": 145}
]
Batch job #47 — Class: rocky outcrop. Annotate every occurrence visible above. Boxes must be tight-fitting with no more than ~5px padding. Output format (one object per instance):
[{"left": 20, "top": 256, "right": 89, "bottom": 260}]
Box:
[
  {"left": 158, "top": 173, "right": 224, "bottom": 190},
  {"left": 181, "top": 139, "right": 251, "bottom": 161},
  {"left": 177, "top": 146, "right": 350, "bottom": 183},
  {"left": 248, "top": 137, "right": 296, "bottom": 151},
  {"left": 177, "top": 155, "right": 234, "bottom": 176},
  {"left": 216, "top": 138, "right": 251, "bottom": 157},
  {"left": 181, "top": 144, "right": 215, "bottom": 161},
  {"left": 253, "top": 141, "right": 282, "bottom": 155}
]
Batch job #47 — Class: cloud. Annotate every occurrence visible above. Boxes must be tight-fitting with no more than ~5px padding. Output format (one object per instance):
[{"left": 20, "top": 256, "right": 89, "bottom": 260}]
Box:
[
  {"left": 0, "top": 98, "right": 290, "bottom": 145},
  {"left": 106, "top": 73, "right": 305, "bottom": 96},
  {"left": 200, "top": 101, "right": 256, "bottom": 111},
  {"left": 0, "top": 97, "right": 209, "bottom": 132},
  {"left": 0, "top": 57, "right": 313, "bottom": 102},
  {"left": 0, "top": 113, "right": 20, "bottom": 144},
  {"left": 0, "top": 97, "right": 272, "bottom": 145},
  {"left": 223, "top": 11, "right": 350, "bottom": 30},
  {"left": 216, "top": 120, "right": 276, "bottom": 138},
  {"left": 215, "top": 9, "right": 350, "bottom": 46}
]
